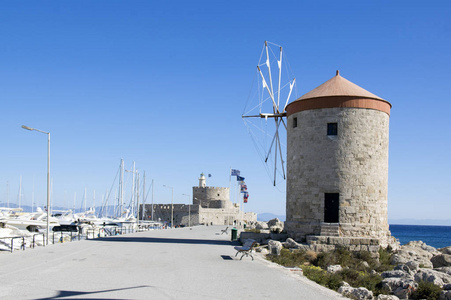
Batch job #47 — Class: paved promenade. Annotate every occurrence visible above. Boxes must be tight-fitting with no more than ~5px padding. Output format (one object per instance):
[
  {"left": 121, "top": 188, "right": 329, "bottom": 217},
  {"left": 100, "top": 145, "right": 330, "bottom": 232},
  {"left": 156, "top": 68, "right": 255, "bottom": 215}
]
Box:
[{"left": 0, "top": 226, "right": 344, "bottom": 299}]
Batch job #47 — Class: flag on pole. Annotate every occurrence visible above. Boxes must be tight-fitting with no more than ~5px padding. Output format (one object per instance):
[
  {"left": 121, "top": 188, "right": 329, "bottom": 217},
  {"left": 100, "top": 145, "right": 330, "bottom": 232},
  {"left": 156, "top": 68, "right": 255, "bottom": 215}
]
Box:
[
  {"left": 231, "top": 169, "right": 240, "bottom": 176},
  {"left": 243, "top": 191, "right": 249, "bottom": 202},
  {"left": 236, "top": 175, "right": 245, "bottom": 181},
  {"left": 240, "top": 183, "right": 247, "bottom": 192}
]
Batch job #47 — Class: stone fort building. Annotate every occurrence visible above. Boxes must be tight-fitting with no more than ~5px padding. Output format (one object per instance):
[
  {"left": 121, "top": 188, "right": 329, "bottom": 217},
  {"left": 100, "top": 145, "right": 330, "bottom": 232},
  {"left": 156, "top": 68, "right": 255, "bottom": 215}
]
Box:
[
  {"left": 284, "top": 71, "right": 395, "bottom": 250},
  {"left": 141, "top": 173, "right": 256, "bottom": 226}
]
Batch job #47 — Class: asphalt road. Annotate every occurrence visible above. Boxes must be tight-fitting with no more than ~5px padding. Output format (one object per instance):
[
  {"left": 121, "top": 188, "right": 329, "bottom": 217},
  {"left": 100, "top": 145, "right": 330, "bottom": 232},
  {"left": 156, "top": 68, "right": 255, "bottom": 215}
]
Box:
[{"left": 0, "top": 226, "right": 344, "bottom": 299}]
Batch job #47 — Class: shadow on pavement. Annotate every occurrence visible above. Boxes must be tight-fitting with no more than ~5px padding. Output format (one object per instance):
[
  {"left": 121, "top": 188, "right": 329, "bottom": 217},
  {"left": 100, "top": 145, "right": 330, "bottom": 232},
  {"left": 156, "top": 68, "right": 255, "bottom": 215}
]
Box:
[
  {"left": 36, "top": 285, "right": 151, "bottom": 299},
  {"left": 91, "top": 236, "right": 234, "bottom": 246}
]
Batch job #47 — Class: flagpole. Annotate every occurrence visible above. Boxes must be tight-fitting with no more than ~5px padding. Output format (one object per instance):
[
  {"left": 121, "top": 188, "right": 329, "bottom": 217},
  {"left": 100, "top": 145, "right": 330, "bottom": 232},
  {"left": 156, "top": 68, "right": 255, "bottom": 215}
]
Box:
[{"left": 229, "top": 167, "right": 232, "bottom": 205}]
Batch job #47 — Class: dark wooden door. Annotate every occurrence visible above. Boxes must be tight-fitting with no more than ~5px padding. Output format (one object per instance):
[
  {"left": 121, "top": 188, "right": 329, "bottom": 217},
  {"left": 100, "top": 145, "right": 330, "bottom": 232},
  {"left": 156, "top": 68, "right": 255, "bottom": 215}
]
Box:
[{"left": 324, "top": 193, "right": 339, "bottom": 223}]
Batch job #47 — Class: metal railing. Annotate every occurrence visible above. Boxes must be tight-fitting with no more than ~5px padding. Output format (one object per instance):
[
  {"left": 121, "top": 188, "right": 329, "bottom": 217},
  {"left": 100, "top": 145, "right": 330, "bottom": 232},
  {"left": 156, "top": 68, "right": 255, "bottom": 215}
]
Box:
[{"left": 1, "top": 224, "right": 164, "bottom": 253}]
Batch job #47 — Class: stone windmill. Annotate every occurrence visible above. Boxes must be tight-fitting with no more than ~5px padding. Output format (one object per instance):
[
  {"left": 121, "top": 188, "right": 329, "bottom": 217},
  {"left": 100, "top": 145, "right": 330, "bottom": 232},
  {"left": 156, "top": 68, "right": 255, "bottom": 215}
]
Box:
[
  {"left": 284, "top": 70, "right": 394, "bottom": 249},
  {"left": 243, "top": 42, "right": 394, "bottom": 250}
]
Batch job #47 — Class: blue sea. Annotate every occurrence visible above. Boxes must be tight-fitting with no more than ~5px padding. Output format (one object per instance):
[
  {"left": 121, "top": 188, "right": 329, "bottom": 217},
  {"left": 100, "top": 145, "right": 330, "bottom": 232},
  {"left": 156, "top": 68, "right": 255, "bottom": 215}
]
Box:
[{"left": 389, "top": 224, "right": 451, "bottom": 249}]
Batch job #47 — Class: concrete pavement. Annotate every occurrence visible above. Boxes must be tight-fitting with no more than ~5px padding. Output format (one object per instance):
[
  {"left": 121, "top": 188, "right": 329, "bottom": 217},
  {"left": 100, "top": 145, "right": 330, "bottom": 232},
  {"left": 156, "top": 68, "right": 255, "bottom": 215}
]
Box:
[{"left": 0, "top": 226, "right": 344, "bottom": 299}]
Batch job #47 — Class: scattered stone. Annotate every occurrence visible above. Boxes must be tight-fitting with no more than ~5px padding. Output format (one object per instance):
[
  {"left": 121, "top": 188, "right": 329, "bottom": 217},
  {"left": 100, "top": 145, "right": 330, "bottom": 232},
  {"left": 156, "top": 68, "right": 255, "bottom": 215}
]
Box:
[
  {"left": 341, "top": 281, "right": 350, "bottom": 287},
  {"left": 390, "top": 245, "right": 434, "bottom": 268},
  {"left": 405, "top": 241, "right": 440, "bottom": 255},
  {"left": 440, "top": 246, "right": 451, "bottom": 255},
  {"left": 267, "top": 218, "right": 284, "bottom": 233},
  {"left": 414, "top": 268, "right": 451, "bottom": 287},
  {"left": 327, "top": 265, "right": 343, "bottom": 274},
  {"left": 394, "top": 264, "right": 415, "bottom": 276},
  {"left": 268, "top": 240, "right": 282, "bottom": 256},
  {"left": 405, "top": 261, "right": 420, "bottom": 273},
  {"left": 432, "top": 254, "right": 451, "bottom": 268},
  {"left": 360, "top": 261, "right": 370, "bottom": 269},
  {"left": 444, "top": 283, "right": 451, "bottom": 290},
  {"left": 283, "top": 238, "right": 301, "bottom": 249},
  {"left": 255, "top": 222, "right": 269, "bottom": 230},
  {"left": 381, "top": 270, "right": 413, "bottom": 280},
  {"left": 376, "top": 295, "right": 400, "bottom": 300},
  {"left": 435, "top": 267, "right": 451, "bottom": 276},
  {"left": 338, "top": 282, "right": 375, "bottom": 299},
  {"left": 337, "top": 285, "right": 354, "bottom": 298},
  {"left": 392, "top": 281, "right": 416, "bottom": 299},
  {"left": 338, "top": 285, "right": 373, "bottom": 300},
  {"left": 440, "top": 290, "right": 451, "bottom": 300},
  {"left": 381, "top": 277, "right": 416, "bottom": 296}
]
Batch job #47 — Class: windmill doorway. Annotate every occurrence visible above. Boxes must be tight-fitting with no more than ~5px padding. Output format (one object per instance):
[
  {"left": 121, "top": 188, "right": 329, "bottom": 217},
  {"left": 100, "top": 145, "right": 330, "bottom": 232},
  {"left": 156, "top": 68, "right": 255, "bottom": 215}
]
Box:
[{"left": 324, "top": 193, "right": 339, "bottom": 223}]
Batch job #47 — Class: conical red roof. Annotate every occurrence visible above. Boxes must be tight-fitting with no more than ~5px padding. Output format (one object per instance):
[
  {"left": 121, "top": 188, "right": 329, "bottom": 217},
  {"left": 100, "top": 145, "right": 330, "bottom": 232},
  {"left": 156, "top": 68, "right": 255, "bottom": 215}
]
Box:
[
  {"left": 286, "top": 71, "right": 391, "bottom": 116},
  {"left": 297, "top": 70, "right": 384, "bottom": 101}
]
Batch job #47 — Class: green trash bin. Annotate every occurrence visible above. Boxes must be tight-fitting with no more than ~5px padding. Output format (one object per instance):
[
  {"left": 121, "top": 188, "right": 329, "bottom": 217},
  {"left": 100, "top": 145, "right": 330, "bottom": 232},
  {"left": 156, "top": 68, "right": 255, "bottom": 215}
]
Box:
[{"left": 231, "top": 228, "right": 238, "bottom": 241}]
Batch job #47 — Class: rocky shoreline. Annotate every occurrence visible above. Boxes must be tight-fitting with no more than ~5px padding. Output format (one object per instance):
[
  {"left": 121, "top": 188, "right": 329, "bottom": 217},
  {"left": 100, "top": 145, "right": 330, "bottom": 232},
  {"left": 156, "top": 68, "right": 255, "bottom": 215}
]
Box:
[{"left": 243, "top": 219, "right": 451, "bottom": 300}]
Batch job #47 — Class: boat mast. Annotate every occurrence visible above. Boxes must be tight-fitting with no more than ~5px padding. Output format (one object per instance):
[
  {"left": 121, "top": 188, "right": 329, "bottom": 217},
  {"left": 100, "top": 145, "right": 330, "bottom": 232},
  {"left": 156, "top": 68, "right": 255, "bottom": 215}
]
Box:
[
  {"left": 142, "top": 171, "right": 146, "bottom": 222},
  {"left": 6, "top": 181, "right": 9, "bottom": 208},
  {"left": 151, "top": 179, "right": 154, "bottom": 221},
  {"left": 119, "top": 159, "right": 124, "bottom": 218},
  {"left": 136, "top": 172, "right": 140, "bottom": 226},
  {"left": 18, "top": 175, "right": 22, "bottom": 209}
]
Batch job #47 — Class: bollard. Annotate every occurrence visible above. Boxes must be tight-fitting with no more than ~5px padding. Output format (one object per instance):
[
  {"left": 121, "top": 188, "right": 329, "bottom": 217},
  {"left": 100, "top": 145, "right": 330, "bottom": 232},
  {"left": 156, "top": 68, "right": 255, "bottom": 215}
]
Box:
[
  {"left": 11, "top": 238, "right": 13, "bottom": 253},
  {"left": 61, "top": 231, "right": 63, "bottom": 243},
  {"left": 33, "top": 234, "right": 35, "bottom": 248},
  {"left": 22, "top": 237, "right": 25, "bottom": 250}
]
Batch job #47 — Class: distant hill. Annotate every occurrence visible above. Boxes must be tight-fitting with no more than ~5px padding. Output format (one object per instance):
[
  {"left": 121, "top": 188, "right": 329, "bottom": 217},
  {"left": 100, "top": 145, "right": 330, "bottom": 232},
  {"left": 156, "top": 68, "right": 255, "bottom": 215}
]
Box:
[{"left": 257, "top": 213, "right": 286, "bottom": 222}]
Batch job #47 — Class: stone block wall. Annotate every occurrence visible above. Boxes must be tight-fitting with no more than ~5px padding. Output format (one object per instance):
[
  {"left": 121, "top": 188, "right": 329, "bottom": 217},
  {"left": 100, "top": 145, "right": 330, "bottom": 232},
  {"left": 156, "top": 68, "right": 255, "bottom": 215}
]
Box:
[
  {"left": 286, "top": 107, "right": 391, "bottom": 244},
  {"left": 193, "top": 186, "right": 230, "bottom": 208},
  {"left": 141, "top": 203, "right": 256, "bottom": 227}
]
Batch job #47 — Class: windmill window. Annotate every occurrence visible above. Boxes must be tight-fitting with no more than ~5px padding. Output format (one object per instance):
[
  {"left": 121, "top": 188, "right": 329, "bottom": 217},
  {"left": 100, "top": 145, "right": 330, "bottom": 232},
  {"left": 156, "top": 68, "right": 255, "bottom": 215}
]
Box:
[
  {"left": 293, "top": 117, "right": 297, "bottom": 128},
  {"left": 327, "top": 123, "right": 338, "bottom": 136}
]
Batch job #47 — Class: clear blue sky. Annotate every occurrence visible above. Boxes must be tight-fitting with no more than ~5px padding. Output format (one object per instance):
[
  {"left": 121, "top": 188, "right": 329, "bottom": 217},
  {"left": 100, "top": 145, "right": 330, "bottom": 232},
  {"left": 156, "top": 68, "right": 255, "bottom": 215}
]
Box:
[{"left": 0, "top": 1, "right": 450, "bottom": 221}]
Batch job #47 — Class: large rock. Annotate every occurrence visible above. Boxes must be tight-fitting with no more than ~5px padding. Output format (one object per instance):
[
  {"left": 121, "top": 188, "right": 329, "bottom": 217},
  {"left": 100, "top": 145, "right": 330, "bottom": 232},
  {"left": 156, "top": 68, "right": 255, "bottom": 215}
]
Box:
[
  {"left": 376, "top": 295, "right": 399, "bottom": 300},
  {"left": 394, "top": 262, "right": 419, "bottom": 276},
  {"left": 267, "top": 218, "right": 284, "bottom": 233},
  {"left": 268, "top": 240, "right": 283, "bottom": 256},
  {"left": 436, "top": 267, "right": 451, "bottom": 276},
  {"left": 381, "top": 277, "right": 416, "bottom": 298},
  {"left": 381, "top": 270, "right": 413, "bottom": 280},
  {"left": 327, "top": 265, "right": 343, "bottom": 274},
  {"left": 440, "top": 290, "right": 451, "bottom": 300},
  {"left": 338, "top": 285, "right": 373, "bottom": 300},
  {"left": 405, "top": 241, "right": 440, "bottom": 255},
  {"left": 390, "top": 244, "right": 434, "bottom": 268},
  {"left": 255, "top": 222, "right": 269, "bottom": 230},
  {"left": 414, "top": 268, "right": 451, "bottom": 287},
  {"left": 440, "top": 246, "right": 451, "bottom": 255},
  {"left": 444, "top": 283, "right": 451, "bottom": 290},
  {"left": 432, "top": 254, "right": 451, "bottom": 268},
  {"left": 393, "top": 282, "right": 416, "bottom": 299},
  {"left": 283, "top": 238, "right": 301, "bottom": 249}
]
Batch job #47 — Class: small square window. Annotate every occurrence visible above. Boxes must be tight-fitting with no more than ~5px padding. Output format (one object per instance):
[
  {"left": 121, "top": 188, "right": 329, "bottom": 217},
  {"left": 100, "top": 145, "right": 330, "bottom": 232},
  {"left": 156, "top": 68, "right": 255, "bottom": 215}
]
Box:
[
  {"left": 327, "top": 123, "right": 337, "bottom": 136},
  {"left": 293, "top": 117, "right": 298, "bottom": 128}
]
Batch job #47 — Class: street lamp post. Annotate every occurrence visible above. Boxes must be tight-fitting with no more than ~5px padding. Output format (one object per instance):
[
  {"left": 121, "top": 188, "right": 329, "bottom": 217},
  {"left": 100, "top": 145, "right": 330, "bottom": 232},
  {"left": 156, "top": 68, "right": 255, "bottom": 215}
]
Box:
[
  {"left": 163, "top": 185, "right": 174, "bottom": 228},
  {"left": 22, "top": 125, "right": 50, "bottom": 245},
  {"left": 182, "top": 194, "right": 191, "bottom": 227}
]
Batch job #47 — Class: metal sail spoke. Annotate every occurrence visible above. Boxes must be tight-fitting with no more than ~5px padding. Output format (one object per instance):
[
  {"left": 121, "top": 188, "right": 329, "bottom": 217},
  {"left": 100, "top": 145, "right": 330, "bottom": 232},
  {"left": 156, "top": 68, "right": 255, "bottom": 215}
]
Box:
[
  {"left": 283, "top": 78, "right": 296, "bottom": 113},
  {"left": 257, "top": 66, "right": 279, "bottom": 114},
  {"left": 264, "top": 129, "right": 277, "bottom": 162},
  {"left": 242, "top": 41, "right": 297, "bottom": 187},
  {"left": 265, "top": 41, "right": 275, "bottom": 101},
  {"left": 277, "top": 46, "right": 282, "bottom": 109}
]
